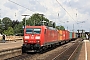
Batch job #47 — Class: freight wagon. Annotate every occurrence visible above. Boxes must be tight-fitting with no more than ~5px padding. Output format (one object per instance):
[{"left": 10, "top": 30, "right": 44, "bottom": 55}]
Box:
[{"left": 58, "top": 30, "right": 70, "bottom": 44}]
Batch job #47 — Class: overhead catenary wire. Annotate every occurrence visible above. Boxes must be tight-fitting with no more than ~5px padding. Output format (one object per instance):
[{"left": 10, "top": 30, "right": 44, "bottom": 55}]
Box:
[
  {"left": 68, "top": 1, "right": 79, "bottom": 24},
  {"left": 68, "top": 1, "right": 76, "bottom": 19},
  {"left": 8, "top": 0, "right": 32, "bottom": 11},
  {"left": 8, "top": 0, "right": 48, "bottom": 17},
  {"left": 33, "top": 0, "right": 48, "bottom": 12},
  {"left": 56, "top": 0, "right": 77, "bottom": 22},
  {"left": 9, "top": 0, "right": 76, "bottom": 23},
  {"left": 68, "top": 1, "right": 75, "bottom": 15}
]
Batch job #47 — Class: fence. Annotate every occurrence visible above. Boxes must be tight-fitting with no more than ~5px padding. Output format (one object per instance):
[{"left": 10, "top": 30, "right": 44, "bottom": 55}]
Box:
[
  {"left": 0, "top": 36, "right": 23, "bottom": 41},
  {"left": 0, "top": 36, "right": 2, "bottom": 40}
]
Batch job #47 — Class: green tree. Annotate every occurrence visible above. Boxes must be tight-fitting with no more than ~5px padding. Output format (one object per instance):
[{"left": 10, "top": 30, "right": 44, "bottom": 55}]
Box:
[
  {"left": 0, "top": 19, "right": 2, "bottom": 33},
  {"left": 0, "top": 19, "right": 1, "bottom": 24},
  {"left": 2, "top": 17, "right": 12, "bottom": 30},
  {"left": 60, "top": 26, "right": 65, "bottom": 30},
  {"left": 0, "top": 19, "right": 5, "bottom": 34},
  {"left": 56, "top": 26, "right": 60, "bottom": 30},
  {"left": 26, "top": 13, "right": 49, "bottom": 26},
  {"left": 3, "top": 27, "right": 14, "bottom": 35},
  {"left": 12, "top": 20, "right": 20, "bottom": 28},
  {"left": 53, "top": 22, "right": 56, "bottom": 28},
  {"left": 14, "top": 22, "right": 23, "bottom": 35},
  {"left": 48, "top": 21, "right": 53, "bottom": 27},
  {"left": 48, "top": 21, "right": 56, "bottom": 27},
  {"left": 56, "top": 25, "right": 65, "bottom": 30}
]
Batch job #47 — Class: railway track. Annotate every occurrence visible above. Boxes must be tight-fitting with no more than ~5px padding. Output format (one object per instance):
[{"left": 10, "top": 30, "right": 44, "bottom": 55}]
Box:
[
  {"left": 5, "top": 53, "right": 40, "bottom": 60},
  {"left": 3, "top": 38, "right": 83, "bottom": 60},
  {"left": 0, "top": 47, "right": 22, "bottom": 60},
  {"left": 36, "top": 38, "right": 83, "bottom": 60},
  {"left": 51, "top": 41, "right": 82, "bottom": 60}
]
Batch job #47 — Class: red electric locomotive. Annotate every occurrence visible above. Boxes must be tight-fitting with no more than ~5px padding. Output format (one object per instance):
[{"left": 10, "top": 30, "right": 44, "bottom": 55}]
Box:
[{"left": 22, "top": 25, "right": 58, "bottom": 53}]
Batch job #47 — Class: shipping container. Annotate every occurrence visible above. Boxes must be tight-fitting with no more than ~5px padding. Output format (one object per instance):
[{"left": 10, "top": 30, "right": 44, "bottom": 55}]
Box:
[
  {"left": 72, "top": 32, "right": 76, "bottom": 38},
  {"left": 69, "top": 32, "right": 72, "bottom": 39},
  {"left": 65, "top": 30, "right": 69, "bottom": 40},
  {"left": 58, "top": 30, "right": 63, "bottom": 40},
  {"left": 62, "top": 30, "right": 66, "bottom": 40},
  {"left": 74, "top": 32, "right": 76, "bottom": 38}
]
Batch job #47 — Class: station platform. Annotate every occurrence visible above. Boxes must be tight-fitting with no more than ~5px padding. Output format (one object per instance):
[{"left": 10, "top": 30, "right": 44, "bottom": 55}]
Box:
[
  {"left": 0, "top": 40, "right": 23, "bottom": 51},
  {"left": 78, "top": 40, "right": 90, "bottom": 60}
]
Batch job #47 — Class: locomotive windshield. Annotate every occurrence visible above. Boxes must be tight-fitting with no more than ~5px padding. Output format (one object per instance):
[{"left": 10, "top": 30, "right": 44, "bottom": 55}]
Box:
[{"left": 26, "top": 28, "right": 41, "bottom": 34}]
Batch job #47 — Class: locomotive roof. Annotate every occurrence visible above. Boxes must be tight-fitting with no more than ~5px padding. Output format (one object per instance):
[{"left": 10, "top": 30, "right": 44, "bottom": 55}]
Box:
[
  {"left": 46, "top": 26, "right": 57, "bottom": 31},
  {"left": 26, "top": 25, "right": 57, "bottom": 31}
]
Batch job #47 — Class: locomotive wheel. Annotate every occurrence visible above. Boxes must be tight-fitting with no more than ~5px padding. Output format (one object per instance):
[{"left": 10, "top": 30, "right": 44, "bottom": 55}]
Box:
[
  {"left": 39, "top": 49, "right": 43, "bottom": 54},
  {"left": 22, "top": 47, "right": 26, "bottom": 53},
  {"left": 39, "top": 47, "right": 43, "bottom": 54}
]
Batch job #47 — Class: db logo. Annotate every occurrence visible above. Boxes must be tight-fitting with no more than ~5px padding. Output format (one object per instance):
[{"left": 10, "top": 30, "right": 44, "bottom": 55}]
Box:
[{"left": 31, "top": 37, "right": 34, "bottom": 39}]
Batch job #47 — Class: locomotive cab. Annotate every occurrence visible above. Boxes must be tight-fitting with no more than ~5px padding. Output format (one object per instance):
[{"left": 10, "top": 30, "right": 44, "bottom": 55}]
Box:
[
  {"left": 22, "top": 25, "right": 58, "bottom": 53},
  {"left": 22, "top": 26, "right": 45, "bottom": 53}
]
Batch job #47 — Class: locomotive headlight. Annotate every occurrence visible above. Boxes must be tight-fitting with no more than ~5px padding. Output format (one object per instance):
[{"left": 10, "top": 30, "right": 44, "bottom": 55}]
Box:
[
  {"left": 25, "top": 36, "right": 29, "bottom": 39},
  {"left": 35, "top": 36, "right": 40, "bottom": 39},
  {"left": 25, "top": 40, "right": 28, "bottom": 42},
  {"left": 36, "top": 40, "right": 40, "bottom": 43}
]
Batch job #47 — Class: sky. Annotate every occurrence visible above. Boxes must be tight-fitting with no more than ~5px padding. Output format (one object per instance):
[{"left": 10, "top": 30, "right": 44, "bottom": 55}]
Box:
[{"left": 0, "top": 0, "right": 90, "bottom": 32}]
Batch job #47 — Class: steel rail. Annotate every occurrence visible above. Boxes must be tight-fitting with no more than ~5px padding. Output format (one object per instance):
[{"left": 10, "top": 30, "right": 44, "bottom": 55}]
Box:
[{"left": 52, "top": 41, "right": 81, "bottom": 60}]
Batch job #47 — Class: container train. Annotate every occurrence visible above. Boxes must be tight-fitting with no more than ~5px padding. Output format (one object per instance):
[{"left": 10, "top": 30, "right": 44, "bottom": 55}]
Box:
[{"left": 22, "top": 25, "right": 77, "bottom": 53}]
